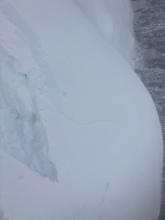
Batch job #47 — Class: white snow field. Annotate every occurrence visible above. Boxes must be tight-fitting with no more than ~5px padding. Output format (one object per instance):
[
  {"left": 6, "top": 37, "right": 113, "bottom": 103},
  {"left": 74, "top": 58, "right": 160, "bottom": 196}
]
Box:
[{"left": 0, "top": 0, "right": 163, "bottom": 220}]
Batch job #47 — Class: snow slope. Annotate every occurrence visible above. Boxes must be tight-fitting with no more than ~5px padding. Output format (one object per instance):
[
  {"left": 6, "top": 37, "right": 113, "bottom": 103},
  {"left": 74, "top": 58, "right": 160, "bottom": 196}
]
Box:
[{"left": 0, "top": 0, "right": 163, "bottom": 220}]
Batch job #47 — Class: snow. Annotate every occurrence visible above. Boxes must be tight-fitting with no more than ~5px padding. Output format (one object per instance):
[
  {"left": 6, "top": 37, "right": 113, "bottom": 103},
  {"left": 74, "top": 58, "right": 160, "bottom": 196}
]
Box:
[
  {"left": 0, "top": 0, "right": 163, "bottom": 220},
  {"left": 0, "top": 7, "right": 58, "bottom": 181}
]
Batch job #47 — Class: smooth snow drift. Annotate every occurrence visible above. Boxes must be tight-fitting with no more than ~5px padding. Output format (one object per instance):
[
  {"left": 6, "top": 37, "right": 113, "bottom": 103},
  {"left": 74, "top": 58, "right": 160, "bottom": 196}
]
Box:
[{"left": 0, "top": 0, "right": 163, "bottom": 220}]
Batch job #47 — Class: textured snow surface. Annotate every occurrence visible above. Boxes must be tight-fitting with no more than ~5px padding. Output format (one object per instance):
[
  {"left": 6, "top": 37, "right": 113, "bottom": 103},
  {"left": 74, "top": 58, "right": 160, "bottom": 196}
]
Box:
[
  {"left": 0, "top": 2, "right": 58, "bottom": 181},
  {"left": 0, "top": 0, "right": 163, "bottom": 220}
]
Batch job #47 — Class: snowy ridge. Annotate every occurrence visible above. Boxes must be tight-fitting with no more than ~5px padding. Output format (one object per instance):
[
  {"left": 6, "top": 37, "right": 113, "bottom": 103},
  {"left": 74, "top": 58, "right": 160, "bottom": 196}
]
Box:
[{"left": 75, "top": 0, "right": 135, "bottom": 65}]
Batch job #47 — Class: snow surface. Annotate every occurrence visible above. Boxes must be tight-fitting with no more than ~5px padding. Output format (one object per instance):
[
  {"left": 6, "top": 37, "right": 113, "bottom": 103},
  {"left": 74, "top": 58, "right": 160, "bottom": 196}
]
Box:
[{"left": 0, "top": 0, "right": 163, "bottom": 220}]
